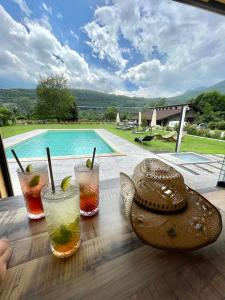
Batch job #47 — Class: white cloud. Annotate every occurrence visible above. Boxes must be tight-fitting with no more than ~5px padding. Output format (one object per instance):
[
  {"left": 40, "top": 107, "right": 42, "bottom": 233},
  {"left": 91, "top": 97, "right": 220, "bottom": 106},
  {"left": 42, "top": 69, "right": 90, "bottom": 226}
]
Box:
[
  {"left": 84, "top": 0, "right": 225, "bottom": 96},
  {"left": 0, "top": 5, "right": 124, "bottom": 92},
  {"left": 70, "top": 30, "right": 79, "bottom": 41},
  {"left": 84, "top": 6, "right": 127, "bottom": 69},
  {"left": 2, "top": 1, "right": 225, "bottom": 98},
  {"left": 12, "top": 0, "right": 31, "bottom": 16},
  {"left": 42, "top": 2, "right": 52, "bottom": 15}
]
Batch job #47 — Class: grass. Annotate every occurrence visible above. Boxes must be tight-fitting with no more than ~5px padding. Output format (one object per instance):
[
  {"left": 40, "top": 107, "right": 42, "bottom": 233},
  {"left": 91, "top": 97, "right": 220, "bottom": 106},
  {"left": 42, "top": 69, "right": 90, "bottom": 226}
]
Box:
[{"left": 1, "top": 123, "right": 225, "bottom": 154}]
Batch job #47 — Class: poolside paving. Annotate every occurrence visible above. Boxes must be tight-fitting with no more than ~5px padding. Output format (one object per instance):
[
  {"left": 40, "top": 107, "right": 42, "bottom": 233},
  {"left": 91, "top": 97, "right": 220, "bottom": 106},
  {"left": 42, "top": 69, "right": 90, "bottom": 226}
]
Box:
[{"left": 3, "top": 128, "right": 224, "bottom": 196}]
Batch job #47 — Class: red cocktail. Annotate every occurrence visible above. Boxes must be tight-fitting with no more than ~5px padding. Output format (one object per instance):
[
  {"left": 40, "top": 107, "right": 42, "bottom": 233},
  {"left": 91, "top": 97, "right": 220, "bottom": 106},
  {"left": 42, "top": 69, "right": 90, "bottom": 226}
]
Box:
[
  {"left": 75, "top": 163, "right": 99, "bottom": 216},
  {"left": 17, "top": 163, "right": 49, "bottom": 219}
]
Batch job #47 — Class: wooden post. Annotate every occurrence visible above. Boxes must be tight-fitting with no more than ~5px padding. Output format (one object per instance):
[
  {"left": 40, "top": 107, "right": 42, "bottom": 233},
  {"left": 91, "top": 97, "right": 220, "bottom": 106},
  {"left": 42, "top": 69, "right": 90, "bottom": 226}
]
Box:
[
  {"left": 0, "top": 134, "right": 14, "bottom": 197},
  {"left": 175, "top": 105, "right": 187, "bottom": 153}
]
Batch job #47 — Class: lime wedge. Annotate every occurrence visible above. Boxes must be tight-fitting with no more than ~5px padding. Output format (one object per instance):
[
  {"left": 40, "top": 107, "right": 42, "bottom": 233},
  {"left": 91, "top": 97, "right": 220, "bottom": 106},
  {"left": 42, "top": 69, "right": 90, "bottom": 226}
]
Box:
[
  {"left": 29, "top": 175, "right": 40, "bottom": 187},
  {"left": 51, "top": 225, "right": 72, "bottom": 245},
  {"left": 86, "top": 159, "right": 92, "bottom": 169},
  {"left": 26, "top": 164, "right": 33, "bottom": 173},
  {"left": 60, "top": 176, "right": 72, "bottom": 191}
]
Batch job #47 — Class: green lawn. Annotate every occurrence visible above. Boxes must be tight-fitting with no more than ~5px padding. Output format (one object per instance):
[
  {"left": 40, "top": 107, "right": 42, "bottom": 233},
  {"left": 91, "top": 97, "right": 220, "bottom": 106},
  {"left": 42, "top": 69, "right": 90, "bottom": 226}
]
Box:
[{"left": 1, "top": 123, "right": 225, "bottom": 154}]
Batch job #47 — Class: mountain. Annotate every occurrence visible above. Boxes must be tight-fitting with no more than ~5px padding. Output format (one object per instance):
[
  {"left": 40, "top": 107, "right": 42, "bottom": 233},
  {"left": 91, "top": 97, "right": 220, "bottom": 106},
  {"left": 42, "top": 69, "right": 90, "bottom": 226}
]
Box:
[
  {"left": 0, "top": 88, "right": 157, "bottom": 111},
  {"left": 0, "top": 80, "right": 225, "bottom": 110},
  {"left": 205, "top": 80, "right": 225, "bottom": 94},
  {"left": 168, "top": 87, "right": 206, "bottom": 104},
  {"left": 168, "top": 80, "right": 225, "bottom": 104}
]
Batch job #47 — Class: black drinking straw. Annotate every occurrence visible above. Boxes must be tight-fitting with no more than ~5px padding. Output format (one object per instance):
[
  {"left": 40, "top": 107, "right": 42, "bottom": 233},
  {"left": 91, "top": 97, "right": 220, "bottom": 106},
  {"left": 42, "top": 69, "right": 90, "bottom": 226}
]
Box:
[
  {"left": 46, "top": 147, "right": 55, "bottom": 193},
  {"left": 11, "top": 149, "right": 25, "bottom": 173},
  {"left": 91, "top": 147, "right": 96, "bottom": 170}
]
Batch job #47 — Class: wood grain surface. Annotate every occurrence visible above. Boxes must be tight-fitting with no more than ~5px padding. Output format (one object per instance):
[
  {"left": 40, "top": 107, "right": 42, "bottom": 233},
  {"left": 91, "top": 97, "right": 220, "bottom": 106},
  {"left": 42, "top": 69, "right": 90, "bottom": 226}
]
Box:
[{"left": 0, "top": 182, "right": 225, "bottom": 300}]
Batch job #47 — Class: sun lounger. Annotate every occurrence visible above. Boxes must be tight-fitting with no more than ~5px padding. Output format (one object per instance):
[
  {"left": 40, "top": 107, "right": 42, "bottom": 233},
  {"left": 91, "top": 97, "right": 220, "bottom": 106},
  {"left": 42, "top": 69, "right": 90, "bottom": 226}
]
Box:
[
  {"left": 132, "top": 127, "right": 151, "bottom": 134},
  {"left": 160, "top": 131, "right": 185, "bottom": 142},
  {"left": 134, "top": 135, "right": 155, "bottom": 144}
]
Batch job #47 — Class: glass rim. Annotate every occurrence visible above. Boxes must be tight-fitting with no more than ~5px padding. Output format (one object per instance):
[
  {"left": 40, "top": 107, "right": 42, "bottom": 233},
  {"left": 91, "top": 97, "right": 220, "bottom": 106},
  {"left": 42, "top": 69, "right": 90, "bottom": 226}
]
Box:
[
  {"left": 74, "top": 162, "right": 99, "bottom": 172},
  {"left": 17, "top": 162, "right": 48, "bottom": 175},
  {"left": 41, "top": 182, "right": 79, "bottom": 201}
]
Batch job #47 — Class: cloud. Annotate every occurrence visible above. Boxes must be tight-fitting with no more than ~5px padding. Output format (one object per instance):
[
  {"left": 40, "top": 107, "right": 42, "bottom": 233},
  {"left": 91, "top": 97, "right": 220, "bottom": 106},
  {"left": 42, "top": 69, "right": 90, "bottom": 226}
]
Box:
[
  {"left": 70, "top": 30, "right": 79, "bottom": 41},
  {"left": 84, "top": 0, "right": 225, "bottom": 96},
  {"left": 84, "top": 6, "right": 128, "bottom": 69},
  {"left": 0, "top": 5, "right": 124, "bottom": 92},
  {"left": 42, "top": 2, "right": 52, "bottom": 15},
  {"left": 12, "top": 0, "right": 31, "bottom": 16},
  {"left": 2, "top": 1, "right": 225, "bottom": 98}
]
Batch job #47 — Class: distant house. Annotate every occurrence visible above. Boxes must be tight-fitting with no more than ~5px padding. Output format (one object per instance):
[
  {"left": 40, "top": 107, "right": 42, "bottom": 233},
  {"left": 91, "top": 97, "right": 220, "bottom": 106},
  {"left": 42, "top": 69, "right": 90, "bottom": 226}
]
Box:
[{"left": 142, "top": 105, "right": 196, "bottom": 127}]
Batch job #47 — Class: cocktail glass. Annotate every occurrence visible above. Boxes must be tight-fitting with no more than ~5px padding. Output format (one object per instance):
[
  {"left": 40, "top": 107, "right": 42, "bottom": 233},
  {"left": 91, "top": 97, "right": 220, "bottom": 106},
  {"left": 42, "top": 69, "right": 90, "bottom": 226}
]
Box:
[
  {"left": 74, "top": 163, "right": 99, "bottom": 216},
  {"left": 17, "top": 162, "right": 49, "bottom": 219},
  {"left": 41, "top": 183, "right": 81, "bottom": 258}
]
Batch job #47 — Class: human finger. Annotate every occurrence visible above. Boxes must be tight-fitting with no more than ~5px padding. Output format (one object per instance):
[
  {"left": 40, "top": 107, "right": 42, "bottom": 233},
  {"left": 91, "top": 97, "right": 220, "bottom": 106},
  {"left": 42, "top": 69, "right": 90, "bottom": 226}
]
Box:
[
  {"left": 0, "top": 240, "right": 9, "bottom": 256},
  {"left": 0, "top": 247, "right": 12, "bottom": 264}
]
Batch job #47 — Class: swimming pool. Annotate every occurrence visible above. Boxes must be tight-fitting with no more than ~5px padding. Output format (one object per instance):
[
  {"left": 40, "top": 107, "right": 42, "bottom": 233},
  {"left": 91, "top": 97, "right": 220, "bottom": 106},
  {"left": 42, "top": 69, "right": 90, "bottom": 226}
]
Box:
[{"left": 6, "top": 130, "right": 116, "bottom": 159}]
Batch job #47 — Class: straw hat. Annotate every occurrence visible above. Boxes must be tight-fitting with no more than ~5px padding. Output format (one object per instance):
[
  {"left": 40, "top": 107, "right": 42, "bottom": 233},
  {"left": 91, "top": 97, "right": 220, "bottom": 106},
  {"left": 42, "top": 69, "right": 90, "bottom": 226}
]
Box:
[{"left": 120, "top": 158, "right": 222, "bottom": 251}]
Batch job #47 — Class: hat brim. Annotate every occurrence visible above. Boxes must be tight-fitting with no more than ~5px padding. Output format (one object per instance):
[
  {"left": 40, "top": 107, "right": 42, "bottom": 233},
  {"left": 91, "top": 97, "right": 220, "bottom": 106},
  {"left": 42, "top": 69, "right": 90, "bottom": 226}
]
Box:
[{"left": 120, "top": 172, "right": 222, "bottom": 251}]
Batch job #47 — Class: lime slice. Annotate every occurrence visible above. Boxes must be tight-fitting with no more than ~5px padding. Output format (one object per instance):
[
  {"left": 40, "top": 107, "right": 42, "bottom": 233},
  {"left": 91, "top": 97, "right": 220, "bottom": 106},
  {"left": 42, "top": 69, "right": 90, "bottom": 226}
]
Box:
[
  {"left": 68, "top": 218, "right": 80, "bottom": 233},
  {"left": 86, "top": 159, "right": 92, "bottom": 169},
  {"left": 51, "top": 225, "right": 72, "bottom": 245},
  {"left": 29, "top": 175, "right": 40, "bottom": 187},
  {"left": 60, "top": 176, "right": 72, "bottom": 191},
  {"left": 26, "top": 164, "right": 33, "bottom": 173}
]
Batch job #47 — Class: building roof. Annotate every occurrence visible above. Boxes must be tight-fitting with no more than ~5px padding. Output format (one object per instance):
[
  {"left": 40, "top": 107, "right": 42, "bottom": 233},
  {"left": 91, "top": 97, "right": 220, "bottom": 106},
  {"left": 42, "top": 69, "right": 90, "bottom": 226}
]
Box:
[{"left": 143, "top": 108, "right": 182, "bottom": 121}]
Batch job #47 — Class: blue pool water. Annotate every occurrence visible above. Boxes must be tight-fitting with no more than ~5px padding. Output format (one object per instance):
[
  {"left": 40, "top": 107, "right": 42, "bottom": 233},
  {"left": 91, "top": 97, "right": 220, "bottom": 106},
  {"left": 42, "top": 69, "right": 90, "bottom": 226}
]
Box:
[
  {"left": 6, "top": 130, "right": 115, "bottom": 158},
  {"left": 171, "top": 152, "right": 212, "bottom": 163}
]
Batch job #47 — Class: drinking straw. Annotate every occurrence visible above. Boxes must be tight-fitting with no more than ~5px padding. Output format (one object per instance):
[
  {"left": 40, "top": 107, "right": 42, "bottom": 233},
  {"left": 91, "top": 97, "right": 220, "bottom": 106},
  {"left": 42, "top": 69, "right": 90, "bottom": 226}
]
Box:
[
  {"left": 11, "top": 149, "right": 25, "bottom": 173},
  {"left": 91, "top": 147, "right": 96, "bottom": 170},
  {"left": 46, "top": 147, "right": 55, "bottom": 193}
]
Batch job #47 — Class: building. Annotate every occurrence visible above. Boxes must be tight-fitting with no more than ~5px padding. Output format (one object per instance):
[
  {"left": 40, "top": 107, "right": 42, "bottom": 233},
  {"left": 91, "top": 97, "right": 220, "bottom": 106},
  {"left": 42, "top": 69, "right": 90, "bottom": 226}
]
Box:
[{"left": 142, "top": 105, "right": 196, "bottom": 127}]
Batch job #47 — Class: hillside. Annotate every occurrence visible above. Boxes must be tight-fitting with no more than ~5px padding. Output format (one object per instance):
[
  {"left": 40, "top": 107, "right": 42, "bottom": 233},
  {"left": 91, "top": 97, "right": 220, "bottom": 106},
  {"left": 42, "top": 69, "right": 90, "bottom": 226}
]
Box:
[
  {"left": 168, "top": 80, "right": 225, "bottom": 104},
  {"left": 0, "top": 80, "right": 225, "bottom": 110},
  {"left": 70, "top": 89, "right": 154, "bottom": 108},
  {"left": 0, "top": 88, "right": 155, "bottom": 110}
]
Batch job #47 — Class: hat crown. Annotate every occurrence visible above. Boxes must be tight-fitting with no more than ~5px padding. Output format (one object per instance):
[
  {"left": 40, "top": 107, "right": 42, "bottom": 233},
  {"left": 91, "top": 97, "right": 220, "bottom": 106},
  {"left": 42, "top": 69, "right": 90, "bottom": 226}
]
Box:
[{"left": 133, "top": 158, "right": 187, "bottom": 212}]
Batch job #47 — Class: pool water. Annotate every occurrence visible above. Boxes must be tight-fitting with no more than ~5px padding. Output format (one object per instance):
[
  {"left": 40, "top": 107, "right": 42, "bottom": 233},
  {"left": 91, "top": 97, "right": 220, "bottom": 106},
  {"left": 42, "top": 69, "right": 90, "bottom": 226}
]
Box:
[
  {"left": 171, "top": 152, "right": 213, "bottom": 164},
  {"left": 6, "top": 130, "right": 115, "bottom": 159}
]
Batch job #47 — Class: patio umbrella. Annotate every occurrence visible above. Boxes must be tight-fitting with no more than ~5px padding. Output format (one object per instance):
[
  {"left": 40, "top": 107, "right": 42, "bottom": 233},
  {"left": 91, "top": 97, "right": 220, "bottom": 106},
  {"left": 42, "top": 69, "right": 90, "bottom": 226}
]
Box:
[
  {"left": 151, "top": 109, "right": 157, "bottom": 127},
  {"left": 138, "top": 112, "right": 142, "bottom": 127},
  {"left": 116, "top": 113, "right": 120, "bottom": 124}
]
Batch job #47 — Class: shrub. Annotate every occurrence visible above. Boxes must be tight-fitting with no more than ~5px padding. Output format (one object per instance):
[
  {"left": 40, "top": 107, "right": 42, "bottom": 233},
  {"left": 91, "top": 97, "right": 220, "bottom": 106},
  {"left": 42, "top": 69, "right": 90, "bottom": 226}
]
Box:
[
  {"left": 217, "top": 120, "right": 225, "bottom": 130},
  {"left": 174, "top": 123, "right": 179, "bottom": 133},
  {"left": 185, "top": 124, "right": 198, "bottom": 135},
  {"left": 208, "top": 121, "right": 217, "bottom": 130},
  {"left": 212, "top": 130, "right": 222, "bottom": 139}
]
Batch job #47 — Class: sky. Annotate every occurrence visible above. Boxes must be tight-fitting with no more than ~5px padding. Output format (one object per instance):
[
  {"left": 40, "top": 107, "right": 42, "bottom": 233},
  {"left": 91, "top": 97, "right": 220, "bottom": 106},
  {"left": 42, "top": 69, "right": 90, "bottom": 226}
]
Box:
[{"left": 0, "top": 0, "right": 225, "bottom": 98}]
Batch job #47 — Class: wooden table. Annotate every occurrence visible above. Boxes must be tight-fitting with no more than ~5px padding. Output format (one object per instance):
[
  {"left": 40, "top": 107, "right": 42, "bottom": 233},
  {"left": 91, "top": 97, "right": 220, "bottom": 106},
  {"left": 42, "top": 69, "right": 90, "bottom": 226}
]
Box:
[{"left": 1, "top": 180, "right": 225, "bottom": 300}]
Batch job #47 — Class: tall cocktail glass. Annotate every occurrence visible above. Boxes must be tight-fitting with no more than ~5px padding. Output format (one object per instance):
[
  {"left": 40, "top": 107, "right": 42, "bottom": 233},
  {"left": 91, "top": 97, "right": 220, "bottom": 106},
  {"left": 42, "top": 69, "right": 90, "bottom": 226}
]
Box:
[
  {"left": 41, "top": 183, "right": 81, "bottom": 258},
  {"left": 17, "top": 162, "right": 49, "bottom": 219},
  {"left": 74, "top": 163, "right": 99, "bottom": 216}
]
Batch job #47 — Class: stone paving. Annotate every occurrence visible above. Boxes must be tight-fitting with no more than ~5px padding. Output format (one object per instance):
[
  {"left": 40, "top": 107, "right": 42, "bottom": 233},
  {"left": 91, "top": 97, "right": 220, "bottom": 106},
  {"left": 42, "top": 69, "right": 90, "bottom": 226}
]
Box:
[{"left": 3, "top": 129, "right": 224, "bottom": 195}]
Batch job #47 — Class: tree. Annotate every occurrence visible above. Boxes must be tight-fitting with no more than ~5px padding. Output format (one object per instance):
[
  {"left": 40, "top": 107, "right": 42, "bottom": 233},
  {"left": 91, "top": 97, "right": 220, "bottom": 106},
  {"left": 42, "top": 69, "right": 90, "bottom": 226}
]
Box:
[
  {"left": 121, "top": 112, "right": 128, "bottom": 121},
  {"left": 18, "top": 97, "right": 34, "bottom": 119},
  {"left": 36, "top": 75, "right": 77, "bottom": 122},
  {"left": 191, "top": 91, "right": 225, "bottom": 123},
  {"left": 104, "top": 106, "right": 118, "bottom": 121},
  {"left": 0, "top": 106, "right": 13, "bottom": 125},
  {"left": 67, "top": 101, "right": 78, "bottom": 121}
]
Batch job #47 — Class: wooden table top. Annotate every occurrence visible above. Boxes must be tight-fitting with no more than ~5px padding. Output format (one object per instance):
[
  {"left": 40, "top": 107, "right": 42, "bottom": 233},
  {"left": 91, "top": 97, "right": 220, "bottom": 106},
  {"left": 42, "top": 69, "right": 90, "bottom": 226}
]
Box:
[{"left": 0, "top": 180, "right": 225, "bottom": 300}]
